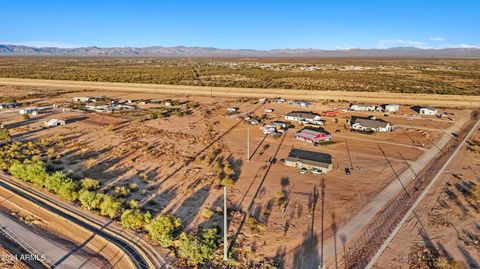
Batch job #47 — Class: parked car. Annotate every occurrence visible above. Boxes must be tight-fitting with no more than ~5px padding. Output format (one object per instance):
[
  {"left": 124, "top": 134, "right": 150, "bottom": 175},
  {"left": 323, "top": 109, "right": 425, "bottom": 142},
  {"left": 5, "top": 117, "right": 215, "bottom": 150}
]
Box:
[
  {"left": 311, "top": 168, "right": 322, "bottom": 175},
  {"left": 300, "top": 168, "right": 308, "bottom": 175},
  {"left": 345, "top": 168, "right": 351, "bottom": 175}
]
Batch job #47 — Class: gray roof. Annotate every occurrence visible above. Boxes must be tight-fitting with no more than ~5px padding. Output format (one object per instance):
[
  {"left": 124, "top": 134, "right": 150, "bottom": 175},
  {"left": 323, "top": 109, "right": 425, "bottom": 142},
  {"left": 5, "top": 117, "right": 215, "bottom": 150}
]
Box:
[
  {"left": 351, "top": 116, "right": 389, "bottom": 129},
  {"left": 286, "top": 111, "right": 320, "bottom": 119},
  {"left": 286, "top": 148, "right": 332, "bottom": 168}
]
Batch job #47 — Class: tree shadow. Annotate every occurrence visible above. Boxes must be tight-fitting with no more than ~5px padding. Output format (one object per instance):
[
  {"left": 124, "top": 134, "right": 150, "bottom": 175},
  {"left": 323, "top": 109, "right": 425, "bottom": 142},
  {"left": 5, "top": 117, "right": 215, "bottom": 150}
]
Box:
[{"left": 173, "top": 186, "right": 211, "bottom": 227}]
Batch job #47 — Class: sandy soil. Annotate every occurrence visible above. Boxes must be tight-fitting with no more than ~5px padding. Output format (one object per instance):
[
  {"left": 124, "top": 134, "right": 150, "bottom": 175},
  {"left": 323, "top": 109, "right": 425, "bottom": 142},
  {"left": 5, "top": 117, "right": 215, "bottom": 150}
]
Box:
[
  {"left": 0, "top": 83, "right": 474, "bottom": 268},
  {"left": 1, "top": 78, "right": 480, "bottom": 107},
  {"left": 374, "top": 129, "right": 480, "bottom": 269}
]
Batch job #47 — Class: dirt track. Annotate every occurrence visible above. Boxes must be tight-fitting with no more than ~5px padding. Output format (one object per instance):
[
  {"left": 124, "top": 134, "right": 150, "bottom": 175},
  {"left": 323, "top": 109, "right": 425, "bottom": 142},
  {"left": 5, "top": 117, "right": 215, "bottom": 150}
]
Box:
[{"left": 1, "top": 78, "right": 479, "bottom": 107}]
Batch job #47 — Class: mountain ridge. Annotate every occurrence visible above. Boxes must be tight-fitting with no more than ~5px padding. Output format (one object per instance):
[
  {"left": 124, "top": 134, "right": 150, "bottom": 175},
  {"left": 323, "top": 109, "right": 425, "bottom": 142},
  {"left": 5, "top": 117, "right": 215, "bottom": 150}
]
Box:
[{"left": 1, "top": 44, "right": 479, "bottom": 58}]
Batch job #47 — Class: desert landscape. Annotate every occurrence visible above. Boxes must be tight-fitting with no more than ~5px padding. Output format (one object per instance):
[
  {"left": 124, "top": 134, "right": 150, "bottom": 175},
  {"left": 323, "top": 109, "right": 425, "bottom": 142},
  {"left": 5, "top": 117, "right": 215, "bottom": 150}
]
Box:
[{"left": 0, "top": 65, "right": 478, "bottom": 268}]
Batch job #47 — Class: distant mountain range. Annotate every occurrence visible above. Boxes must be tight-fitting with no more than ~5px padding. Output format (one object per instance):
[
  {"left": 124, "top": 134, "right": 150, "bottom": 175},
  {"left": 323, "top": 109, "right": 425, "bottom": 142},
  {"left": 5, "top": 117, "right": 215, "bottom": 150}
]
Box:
[{"left": 1, "top": 44, "right": 480, "bottom": 58}]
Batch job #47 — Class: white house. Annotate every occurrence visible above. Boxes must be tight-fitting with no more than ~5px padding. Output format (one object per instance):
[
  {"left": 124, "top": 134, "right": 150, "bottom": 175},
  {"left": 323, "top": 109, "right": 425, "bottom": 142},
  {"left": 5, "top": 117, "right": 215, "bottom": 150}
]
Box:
[
  {"left": 227, "top": 107, "right": 238, "bottom": 113},
  {"left": 383, "top": 104, "right": 400, "bottom": 112},
  {"left": 19, "top": 107, "right": 38, "bottom": 115},
  {"left": 285, "top": 111, "right": 322, "bottom": 124},
  {"left": 419, "top": 107, "right": 437, "bottom": 115},
  {"left": 44, "top": 119, "right": 66, "bottom": 127},
  {"left": 349, "top": 104, "right": 376, "bottom": 111},
  {"left": 350, "top": 116, "right": 393, "bottom": 132},
  {"left": 73, "top": 97, "right": 92, "bottom": 102},
  {"left": 289, "top": 100, "right": 311, "bottom": 107}
]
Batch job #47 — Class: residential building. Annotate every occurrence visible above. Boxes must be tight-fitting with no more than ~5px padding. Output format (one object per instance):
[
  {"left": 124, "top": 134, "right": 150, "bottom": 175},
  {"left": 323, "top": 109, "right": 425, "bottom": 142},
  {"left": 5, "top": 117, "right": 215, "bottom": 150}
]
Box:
[
  {"left": 419, "top": 106, "right": 437, "bottom": 115},
  {"left": 284, "top": 148, "right": 332, "bottom": 173},
  {"left": 44, "top": 119, "right": 66, "bottom": 127},
  {"left": 383, "top": 104, "right": 400, "bottom": 112},
  {"left": 72, "top": 97, "right": 92, "bottom": 102},
  {"left": 0, "top": 103, "right": 19, "bottom": 109},
  {"left": 285, "top": 111, "right": 322, "bottom": 125},
  {"left": 19, "top": 107, "right": 38, "bottom": 115},
  {"left": 289, "top": 100, "right": 311, "bottom": 107},
  {"left": 349, "top": 103, "right": 376, "bottom": 111},
  {"left": 295, "top": 128, "right": 331, "bottom": 144},
  {"left": 350, "top": 116, "right": 393, "bottom": 132}
]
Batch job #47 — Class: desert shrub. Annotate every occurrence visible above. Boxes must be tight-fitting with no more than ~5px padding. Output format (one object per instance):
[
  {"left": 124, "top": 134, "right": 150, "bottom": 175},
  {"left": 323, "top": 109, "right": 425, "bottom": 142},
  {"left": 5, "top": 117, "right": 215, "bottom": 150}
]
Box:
[
  {"left": 146, "top": 214, "right": 182, "bottom": 247},
  {"left": 120, "top": 209, "right": 152, "bottom": 231},
  {"left": 81, "top": 178, "right": 100, "bottom": 191},
  {"left": 0, "top": 128, "right": 10, "bottom": 140},
  {"left": 245, "top": 216, "right": 265, "bottom": 232},
  {"left": 79, "top": 190, "right": 103, "bottom": 211},
  {"left": 201, "top": 208, "right": 214, "bottom": 219},
  {"left": 99, "top": 195, "right": 123, "bottom": 218},
  {"left": 175, "top": 228, "right": 219, "bottom": 265},
  {"left": 114, "top": 185, "right": 130, "bottom": 198},
  {"left": 221, "top": 176, "right": 235, "bottom": 187}
]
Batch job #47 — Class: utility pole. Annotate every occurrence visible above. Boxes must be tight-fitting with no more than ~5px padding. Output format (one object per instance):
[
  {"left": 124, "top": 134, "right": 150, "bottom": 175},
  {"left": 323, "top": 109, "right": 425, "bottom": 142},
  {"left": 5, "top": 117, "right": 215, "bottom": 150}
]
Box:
[
  {"left": 223, "top": 185, "right": 228, "bottom": 261},
  {"left": 247, "top": 128, "right": 250, "bottom": 161}
]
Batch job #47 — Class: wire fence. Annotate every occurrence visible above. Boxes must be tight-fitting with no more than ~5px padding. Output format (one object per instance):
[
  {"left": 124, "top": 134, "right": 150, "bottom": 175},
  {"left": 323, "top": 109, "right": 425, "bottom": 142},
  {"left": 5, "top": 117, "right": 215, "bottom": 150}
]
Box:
[{"left": 340, "top": 113, "right": 478, "bottom": 269}]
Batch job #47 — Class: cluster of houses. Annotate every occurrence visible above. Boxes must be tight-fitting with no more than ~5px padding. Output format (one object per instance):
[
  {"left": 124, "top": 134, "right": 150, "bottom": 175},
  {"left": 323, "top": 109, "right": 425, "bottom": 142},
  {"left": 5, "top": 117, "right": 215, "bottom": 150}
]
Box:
[
  {"left": 73, "top": 96, "right": 136, "bottom": 112},
  {"left": 259, "top": 97, "right": 286, "bottom": 104},
  {"left": 85, "top": 104, "right": 136, "bottom": 112},
  {"left": 349, "top": 103, "right": 438, "bottom": 116}
]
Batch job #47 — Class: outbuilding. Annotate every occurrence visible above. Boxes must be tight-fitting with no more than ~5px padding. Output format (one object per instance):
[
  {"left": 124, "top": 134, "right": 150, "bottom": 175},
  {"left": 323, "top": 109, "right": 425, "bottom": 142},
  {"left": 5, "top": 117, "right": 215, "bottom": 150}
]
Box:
[
  {"left": 284, "top": 148, "right": 332, "bottom": 173},
  {"left": 294, "top": 128, "right": 331, "bottom": 144},
  {"left": 44, "top": 119, "right": 66, "bottom": 127},
  {"left": 419, "top": 106, "right": 437, "bottom": 115}
]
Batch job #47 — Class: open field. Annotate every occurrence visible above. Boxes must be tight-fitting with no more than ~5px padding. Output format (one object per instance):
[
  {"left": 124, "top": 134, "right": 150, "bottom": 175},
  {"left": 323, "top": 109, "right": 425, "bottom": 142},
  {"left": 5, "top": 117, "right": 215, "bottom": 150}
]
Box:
[
  {"left": 1, "top": 78, "right": 480, "bottom": 108},
  {"left": 0, "top": 57, "right": 480, "bottom": 95},
  {"left": 0, "top": 81, "right": 475, "bottom": 268}
]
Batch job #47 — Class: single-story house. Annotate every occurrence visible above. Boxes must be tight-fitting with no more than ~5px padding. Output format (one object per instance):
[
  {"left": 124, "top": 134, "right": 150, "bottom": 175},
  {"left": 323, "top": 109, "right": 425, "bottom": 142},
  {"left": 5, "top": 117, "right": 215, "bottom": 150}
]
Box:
[
  {"left": 350, "top": 116, "right": 393, "bottom": 132},
  {"left": 44, "top": 119, "right": 66, "bottom": 127},
  {"left": 72, "top": 97, "right": 92, "bottom": 102},
  {"left": 0, "top": 103, "right": 19, "bottom": 109},
  {"left": 19, "top": 107, "right": 38, "bottom": 115},
  {"left": 285, "top": 111, "right": 322, "bottom": 124},
  {"left": 419, "top": 107, "right": 437, "bottom": 115},
  {"left": 295, "top": 128, "right": 331, "bottom": 144},
  {"left": 382, "top": 104, "right": 400, "bottom": 112},
  {"left": 349, "top": 104, "right": 376, "bottom": 111},
  {"left": 284, "top": 148, "right": 333, "bottom": 173},
  {"left": 289, "top": 100, "right": 311, "bottom": 107}
]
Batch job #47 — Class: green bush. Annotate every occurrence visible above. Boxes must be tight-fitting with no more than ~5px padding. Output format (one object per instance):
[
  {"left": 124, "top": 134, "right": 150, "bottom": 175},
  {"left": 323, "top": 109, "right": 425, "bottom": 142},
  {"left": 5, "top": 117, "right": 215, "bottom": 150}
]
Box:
[
  {"left": 175, "top": 228, "right": 219, "bottom": 265},
  {"left": 99, "top": 195, "right": 123, "bottom": 218},
  {"left": 0, "top": 128, "right": 9, "bottom": 140},
  {"left": 120, "top": 209, "right": 152, "bottom": 231},
  {"left": 146, "top": 214, "right": 182, "bottom": 247},
  {"left": 81, "top": 178, "right": 100, "bottom": 191}
]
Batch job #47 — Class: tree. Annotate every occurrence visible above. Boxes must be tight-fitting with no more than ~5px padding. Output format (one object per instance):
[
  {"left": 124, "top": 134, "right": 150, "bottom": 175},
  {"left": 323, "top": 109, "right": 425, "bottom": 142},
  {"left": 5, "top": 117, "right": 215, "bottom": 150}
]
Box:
[
  {"left": 146, "top": 214, "right": 182, "bottom": 247},
  {"left": 120, "top": 209, "right": 152, "bottom": 231},
  {"left": 175, "top": 228, "right": 219, "bottom": 265},
  {"left": 79, "top": 190, "right": 103, "bottom": 211},
  {"left": 99, "top": 195, "right": 123, "bottom": 218},
  {"left": 0, "top": 128, "right": 9, "bottom": 140},
  {"left": 81, "top": 178, "right": 100, "bottom": 191},
  {"left": 221, "top": 175, "right": 235, "bottom": 187}
]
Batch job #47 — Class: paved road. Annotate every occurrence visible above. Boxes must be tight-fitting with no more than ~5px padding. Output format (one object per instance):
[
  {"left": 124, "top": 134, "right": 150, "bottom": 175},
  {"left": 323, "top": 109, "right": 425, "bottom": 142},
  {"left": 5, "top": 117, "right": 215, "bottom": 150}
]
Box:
[
  {"left": 0, "top": 174, "right": 158, "bottom": 269},
  {"left": 1, "top": 78, "right": 480, "bottom": 107},
  {"left": 0, "top": 210, "right": 103, "bottom": 269}
]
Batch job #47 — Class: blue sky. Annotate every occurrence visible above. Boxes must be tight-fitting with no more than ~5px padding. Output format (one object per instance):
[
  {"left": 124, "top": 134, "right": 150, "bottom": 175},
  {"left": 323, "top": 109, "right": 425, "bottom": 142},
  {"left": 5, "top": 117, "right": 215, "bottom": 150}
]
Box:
[{"left": 1, "top": 1, "right": 478, "bottom": 49}]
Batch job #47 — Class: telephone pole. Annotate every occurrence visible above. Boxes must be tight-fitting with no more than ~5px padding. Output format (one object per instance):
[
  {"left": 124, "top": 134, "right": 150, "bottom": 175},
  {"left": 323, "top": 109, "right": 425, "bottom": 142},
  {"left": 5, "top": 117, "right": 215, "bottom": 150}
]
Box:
[
  {"left": 223, "top": 185, "right": 228, "bottom": 261},
  {"left": 247, "top": 128, "right": 250, "bottom": 161}
]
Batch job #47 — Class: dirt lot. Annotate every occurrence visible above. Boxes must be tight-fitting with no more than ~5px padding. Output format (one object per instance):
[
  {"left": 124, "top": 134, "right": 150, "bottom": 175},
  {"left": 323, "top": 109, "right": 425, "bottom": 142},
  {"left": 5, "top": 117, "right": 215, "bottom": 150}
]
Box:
[
  {"left": 0, "top": 84, "right": 474, "bottom": 268},
  {"left": 374, "top": 129, "right": 480, "bottom": 269}
]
